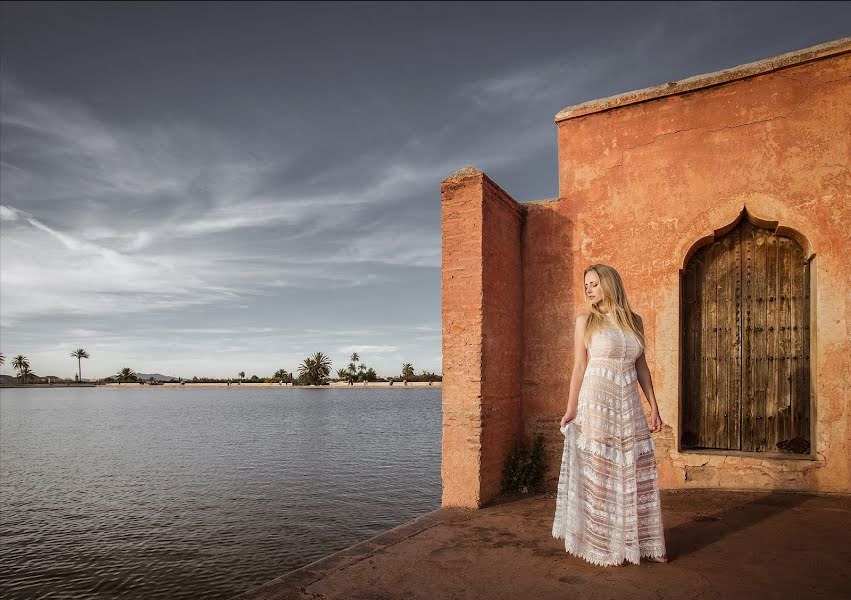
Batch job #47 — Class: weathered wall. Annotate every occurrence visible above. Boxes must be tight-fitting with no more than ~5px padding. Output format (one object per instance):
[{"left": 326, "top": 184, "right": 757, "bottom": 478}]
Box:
[
  {"left": 441, "top": 168, "right": 524, "bottom": 508},
  {"left": 442, "top": 40, "right": 850, "bottom": 505},
  {"left": 441, "top": 169, "right": 485, "bottom": 508},
  {"left": 527, "top": 47, "right": 849, "bottom": 492},
  {"left": 480, "top": 174, "right": 525, "bottom": 503}
]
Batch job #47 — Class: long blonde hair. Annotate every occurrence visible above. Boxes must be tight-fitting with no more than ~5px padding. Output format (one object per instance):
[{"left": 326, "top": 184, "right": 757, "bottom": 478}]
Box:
[{"left": 582, "top": 264, "right": 645, "bottom": 351}]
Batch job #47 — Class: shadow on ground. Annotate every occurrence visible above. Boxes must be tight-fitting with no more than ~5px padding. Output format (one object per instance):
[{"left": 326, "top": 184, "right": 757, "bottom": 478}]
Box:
[{"left": 235, "top": 489, "right": 851, "bottom": 600}]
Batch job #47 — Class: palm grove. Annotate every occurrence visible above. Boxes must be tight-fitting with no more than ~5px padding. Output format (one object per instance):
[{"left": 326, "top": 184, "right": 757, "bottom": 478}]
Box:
[{"left": 0, "top": 350, "right": 440, "bottom": 385}]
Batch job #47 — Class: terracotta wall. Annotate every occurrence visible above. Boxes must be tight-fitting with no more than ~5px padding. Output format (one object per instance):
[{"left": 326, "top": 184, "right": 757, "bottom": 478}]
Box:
[
  {"left": 441, "top": 168, "right": 524, "bottom": 508},
  {"left": 442, "top": 42, "right": 850, "bottom": 507},
  {"left": 527, "top": 49, "right": 849, "bottom": 493},
  {"left": 441, "top": 169, "right": 485, "bottom": 508},
  {"left": 480, "top": 175, "right": 524, "bottom": 503}
]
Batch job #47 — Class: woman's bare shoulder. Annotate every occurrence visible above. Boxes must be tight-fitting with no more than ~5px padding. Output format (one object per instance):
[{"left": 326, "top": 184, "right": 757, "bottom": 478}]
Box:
[{"left": 576, "top": 312, "right": 591, "bottom": 326}]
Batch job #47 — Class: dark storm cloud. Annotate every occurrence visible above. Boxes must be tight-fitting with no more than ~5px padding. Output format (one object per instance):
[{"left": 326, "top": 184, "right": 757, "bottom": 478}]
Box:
[{"left": 1, "top": 1, "right": 849, "bottom": 377}]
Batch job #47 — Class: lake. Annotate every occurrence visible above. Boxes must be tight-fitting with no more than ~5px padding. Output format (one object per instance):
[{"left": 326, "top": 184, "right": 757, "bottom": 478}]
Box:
[{"left": 0, "top": 386, "right": 442, "bottom": 599}]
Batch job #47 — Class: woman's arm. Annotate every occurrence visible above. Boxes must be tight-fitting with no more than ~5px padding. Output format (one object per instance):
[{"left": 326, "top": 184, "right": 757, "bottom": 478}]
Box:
[
  {"left": 634, "top": 315, "right": 663, "bottom": 431},
  {"left": 561, "top": 314, "right": 589, "bottom": 426}
]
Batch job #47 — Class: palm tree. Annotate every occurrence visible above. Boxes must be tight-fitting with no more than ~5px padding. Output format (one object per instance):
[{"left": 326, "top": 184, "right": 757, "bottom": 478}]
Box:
[
  {"left": 313, "top": 352, "right": 332, "bottom": 383},
  {"left": 299, "top": 352, "right": 331, "bottom": 385},
  {"left": 116, "top": 367, "right": 136, "bottom": 383},
  {"left": 18, "top": 365, "right": 33, "bottom": 384},
  {"left": 0, "top": 353, "right": 5, "bottom": 366},
  {"left": 12, "top": 355, "right": 29, "bottom": 379},
  {"left": 347, "top": 361, "right": 357, "bottom": 375},
  {"left": 69, "top": 348, "right": 90, "bottom": 382},
  {"left": 273, "top": 368, "right": 289, "bottom": 383},
  {"left": 336, "top": 368, "right": 349, "bottom": 380},
  {"left": 351, "top": 352, "right": 359, "bottom": 365},
  {"left": 401, "top": 363, "right": 414, "bottom": 380},
  {"left": 298, "top": 356, "right": 316, "bottom": 384},
  {"left": 238, "top": 371, "right": 245, "bottom": 382}
]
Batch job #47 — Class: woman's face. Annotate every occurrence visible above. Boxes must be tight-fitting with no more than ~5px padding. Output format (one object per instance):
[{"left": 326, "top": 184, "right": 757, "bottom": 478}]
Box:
[{"left": 584, "top": 271, "right": 603, "bottom": 306}]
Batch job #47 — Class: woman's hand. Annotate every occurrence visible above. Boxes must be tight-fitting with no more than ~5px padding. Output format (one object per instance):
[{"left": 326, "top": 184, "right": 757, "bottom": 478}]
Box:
[
  {"left": 649, "top": 408, "right": 663, "bottom": 433},
  {"left": 560, "top": 406, "right": 578, "bottom": 429}
]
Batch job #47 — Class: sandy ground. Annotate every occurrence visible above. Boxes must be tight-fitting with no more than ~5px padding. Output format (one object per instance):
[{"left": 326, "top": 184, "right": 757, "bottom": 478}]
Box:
[{"left": 234, "top": 489, "right": 851, "bottom": 600}]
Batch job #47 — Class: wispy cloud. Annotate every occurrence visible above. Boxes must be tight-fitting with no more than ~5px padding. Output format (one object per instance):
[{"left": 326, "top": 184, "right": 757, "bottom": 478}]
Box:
[
  {"left": 458, "top": 52, "right": 618, "bottom": 112},
  {"left": 0, "top": 207, "right": 239, "bottom": 327},
  {"left": 0, "top": 79, "right": 453, "bottom": 330},
  {"left": 1, "top": 80, "right": 201, "bottom": 207},
  {"left": 0, "top": 75, "right": 451, "bottom": 375},
  {"left": 337, "top": 344, "right": 399, "bottom": 355}
]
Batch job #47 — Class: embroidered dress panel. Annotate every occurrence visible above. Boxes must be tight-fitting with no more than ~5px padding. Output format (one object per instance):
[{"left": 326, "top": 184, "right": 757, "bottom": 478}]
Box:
[{"left": 552, "top": 316, "right": 667, "bottom": 566}]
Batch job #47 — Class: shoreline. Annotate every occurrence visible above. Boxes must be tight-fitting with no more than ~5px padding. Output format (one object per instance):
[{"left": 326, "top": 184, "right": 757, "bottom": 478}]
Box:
[
  {"left": 0, "top": 384, "right": 98, "bottom": 388},
  {"left": 102, "top": 381, "right": 442, "bottom": 388},
  {"left": 2, "top": 382, "right": 441, "bottom": 389}
]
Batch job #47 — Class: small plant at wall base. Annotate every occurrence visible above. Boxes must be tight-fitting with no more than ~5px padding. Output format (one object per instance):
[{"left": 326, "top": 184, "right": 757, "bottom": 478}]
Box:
[{"left": 501, "top": 434, "right": 547, "bottom": 495}]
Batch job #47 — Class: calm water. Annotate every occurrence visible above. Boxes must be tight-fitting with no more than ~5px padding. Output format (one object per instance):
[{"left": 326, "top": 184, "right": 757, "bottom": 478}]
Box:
[{"left": 0, "top": 387, "right": 442, "bottom": 599}]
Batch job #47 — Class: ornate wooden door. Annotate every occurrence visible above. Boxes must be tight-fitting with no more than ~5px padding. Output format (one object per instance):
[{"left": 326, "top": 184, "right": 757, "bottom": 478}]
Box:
[{"left": 681, "top": 217, "right": 811, "bottom": 454}]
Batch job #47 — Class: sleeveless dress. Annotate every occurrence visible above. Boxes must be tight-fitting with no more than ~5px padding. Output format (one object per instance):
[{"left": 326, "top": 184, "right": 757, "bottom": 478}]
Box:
[{"left": 551, "top": 315, "right": 667, "bottom": 566}]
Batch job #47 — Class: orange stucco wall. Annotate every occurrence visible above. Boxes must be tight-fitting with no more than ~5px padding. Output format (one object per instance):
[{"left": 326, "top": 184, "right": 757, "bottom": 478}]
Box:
[
  {"left": 441, "top": 170, "right": 524, "bottom": 508},
  {"left": 481, "top": 177, "right": 524, "bottom": 503},
  {"left": 441, "top": 42, "right": 850, "bottom": 507},
  {"left": 441, "top": 171, "right": 485, "bottom": 508}
]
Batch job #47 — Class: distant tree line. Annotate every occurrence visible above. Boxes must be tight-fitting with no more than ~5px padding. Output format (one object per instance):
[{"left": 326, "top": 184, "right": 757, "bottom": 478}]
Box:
[
  {"left": 0, "top": 350, "right": 92, "bottom": 384},
  {"left": 1, "top": 349, "right": 441, "bottom": 386}
]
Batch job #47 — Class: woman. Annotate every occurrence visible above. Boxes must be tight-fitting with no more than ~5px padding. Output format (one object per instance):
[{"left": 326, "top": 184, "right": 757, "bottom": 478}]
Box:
[{"left": 552, "top": 264, "right": 668, "bottom": 566}]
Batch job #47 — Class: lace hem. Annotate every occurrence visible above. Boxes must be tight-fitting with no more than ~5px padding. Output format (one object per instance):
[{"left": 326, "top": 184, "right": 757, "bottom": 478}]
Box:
[
  {"left": 552, "top": 531, "right": 667, "bottom": 566},
  {"left": 551, "top": 531, "right": 641, "bottom": 567}
]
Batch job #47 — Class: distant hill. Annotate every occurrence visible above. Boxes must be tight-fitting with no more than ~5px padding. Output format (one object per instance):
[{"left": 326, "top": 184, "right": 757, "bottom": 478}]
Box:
[{"left": 135, "top": 373, "right": 177, "bottom": 382}]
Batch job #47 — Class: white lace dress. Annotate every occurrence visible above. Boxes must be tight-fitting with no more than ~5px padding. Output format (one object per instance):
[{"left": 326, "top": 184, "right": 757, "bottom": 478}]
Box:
[{"left": 551, "top": 316, "right": 667, "bottom": 566}]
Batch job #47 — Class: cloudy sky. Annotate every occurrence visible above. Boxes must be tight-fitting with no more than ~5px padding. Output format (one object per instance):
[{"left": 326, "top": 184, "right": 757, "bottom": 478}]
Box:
[{"left": 1, "top": 2, "right": 848, "bottom": 380}]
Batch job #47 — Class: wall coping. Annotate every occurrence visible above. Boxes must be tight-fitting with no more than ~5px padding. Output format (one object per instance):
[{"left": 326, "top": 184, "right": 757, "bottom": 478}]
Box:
[
  {"left": 554, "top": 37, "right": 851, "bottom": 123},
  {"left": 441, "top": 165, "right": 525, "bottom": 217}
]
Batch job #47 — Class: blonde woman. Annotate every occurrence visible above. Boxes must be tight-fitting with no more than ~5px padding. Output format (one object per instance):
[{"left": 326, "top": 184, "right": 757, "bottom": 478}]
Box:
[{"left": 551, "top": 264, "right": 668, "bottom": 566}]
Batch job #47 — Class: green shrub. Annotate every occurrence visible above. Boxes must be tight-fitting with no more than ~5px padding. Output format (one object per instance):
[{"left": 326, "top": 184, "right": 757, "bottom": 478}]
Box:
[{"left": 501, "top": 433, "right": 547, "bottom": 494}]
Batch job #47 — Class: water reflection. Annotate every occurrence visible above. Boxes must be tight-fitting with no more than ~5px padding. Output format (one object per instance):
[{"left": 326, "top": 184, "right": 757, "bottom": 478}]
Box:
[{"left": 0, "top": 387, "right": 442, "bottom": 599}]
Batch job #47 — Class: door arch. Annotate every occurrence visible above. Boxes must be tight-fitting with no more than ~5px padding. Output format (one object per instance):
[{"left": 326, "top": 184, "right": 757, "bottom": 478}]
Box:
[{"left": 680, "top": 209, "right": 812, "bottom": 455}]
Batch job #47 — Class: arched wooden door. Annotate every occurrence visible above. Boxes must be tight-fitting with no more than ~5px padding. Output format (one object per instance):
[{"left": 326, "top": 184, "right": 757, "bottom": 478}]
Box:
[{"left": 681, "top": 215, "right": 811, "bottom": 454}]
